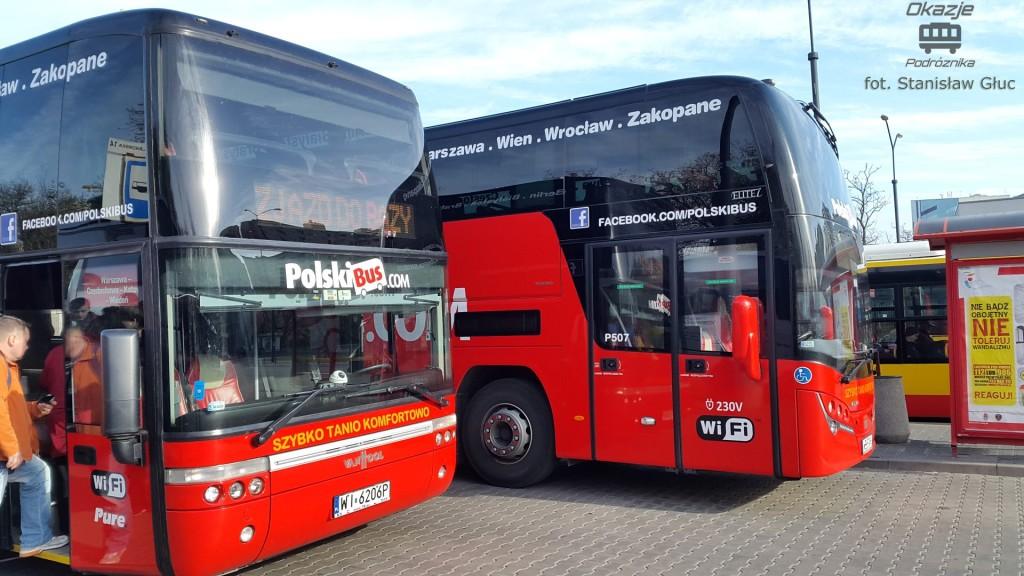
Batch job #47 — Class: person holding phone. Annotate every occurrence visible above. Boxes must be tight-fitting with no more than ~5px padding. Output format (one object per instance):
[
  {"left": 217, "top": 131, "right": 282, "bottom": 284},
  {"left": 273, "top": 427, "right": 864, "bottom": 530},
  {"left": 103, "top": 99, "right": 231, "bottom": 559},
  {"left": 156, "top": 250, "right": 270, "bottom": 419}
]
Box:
[
  {"left": 0, "top": 315, "right": 68, "bottom": 557},
  {"left": 39, "top": 334, "right": 70, "bottom": 458}
]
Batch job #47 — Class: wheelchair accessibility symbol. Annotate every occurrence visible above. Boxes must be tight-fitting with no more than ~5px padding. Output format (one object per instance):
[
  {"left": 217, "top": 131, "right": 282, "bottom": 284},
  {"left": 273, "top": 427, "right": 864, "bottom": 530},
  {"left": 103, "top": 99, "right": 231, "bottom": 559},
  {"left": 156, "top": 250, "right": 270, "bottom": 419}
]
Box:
[{"left": 794, "top": 366, "right": 813, "bottom": 385}]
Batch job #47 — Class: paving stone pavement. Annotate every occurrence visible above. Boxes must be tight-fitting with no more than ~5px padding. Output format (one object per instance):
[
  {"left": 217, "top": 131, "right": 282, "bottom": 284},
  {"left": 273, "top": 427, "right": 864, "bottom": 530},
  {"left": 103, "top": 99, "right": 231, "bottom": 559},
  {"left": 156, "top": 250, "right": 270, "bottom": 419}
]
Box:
[
  {"left": 863, "top": 421, "right": 1024, "bottom": 477},
  {"left": 5, "top": 462, "right": 1022, "bottom": 575},
  {"left": 235, "top": 464, "right": 1024, "bottom": 576}
]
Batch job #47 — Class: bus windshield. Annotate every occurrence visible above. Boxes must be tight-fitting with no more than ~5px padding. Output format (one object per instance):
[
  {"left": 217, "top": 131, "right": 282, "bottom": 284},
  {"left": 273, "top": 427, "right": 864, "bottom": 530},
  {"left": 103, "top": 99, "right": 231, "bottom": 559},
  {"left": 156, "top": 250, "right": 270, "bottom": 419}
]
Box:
[
  {"left": 794, "top": 217, "right": 870, "bottom": 368},
  {"left": 161, "top": 247, "right": 449, "bottom": 433},
  {"left": 159, "top": 34, "right": 437, "bottom": 248}
]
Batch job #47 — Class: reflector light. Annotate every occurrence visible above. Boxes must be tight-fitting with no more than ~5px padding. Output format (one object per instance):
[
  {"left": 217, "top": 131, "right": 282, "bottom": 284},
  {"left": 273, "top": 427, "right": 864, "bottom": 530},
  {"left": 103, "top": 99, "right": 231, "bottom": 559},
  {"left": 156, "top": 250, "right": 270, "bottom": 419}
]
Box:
[
  {"left": 240, "top": 526, "right": 255, "bottom": 543},
  {"left": 438, "top": 466, "right": 447, "bottom": 479}
]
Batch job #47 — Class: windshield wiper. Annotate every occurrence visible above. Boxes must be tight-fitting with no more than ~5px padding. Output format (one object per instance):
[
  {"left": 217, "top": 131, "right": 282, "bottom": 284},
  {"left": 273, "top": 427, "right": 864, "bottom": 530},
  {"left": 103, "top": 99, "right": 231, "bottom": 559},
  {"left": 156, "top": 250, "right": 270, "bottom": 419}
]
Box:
[
  {"left": 840, "top": 354, "right": 873, "bottom": 384},
  {"left": 343, "top": 381, "right": 449, "bottom": 408},
  {"left": 802, "top": 101, "right": 839, "bottom": 157},
  {"left": 253, "top": 381, "right": 345, "bottom": 447},
  {"left": 402, "top": 292, "right": 441, "bottom": 304}
]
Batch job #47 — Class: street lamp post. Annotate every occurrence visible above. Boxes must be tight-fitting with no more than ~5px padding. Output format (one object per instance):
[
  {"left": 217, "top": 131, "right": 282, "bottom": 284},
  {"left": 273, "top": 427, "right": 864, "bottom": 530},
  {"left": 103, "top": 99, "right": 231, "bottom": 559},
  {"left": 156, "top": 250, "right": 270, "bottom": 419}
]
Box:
[{"left": 881, "top": 115, "right": 903, "bottom": 242}]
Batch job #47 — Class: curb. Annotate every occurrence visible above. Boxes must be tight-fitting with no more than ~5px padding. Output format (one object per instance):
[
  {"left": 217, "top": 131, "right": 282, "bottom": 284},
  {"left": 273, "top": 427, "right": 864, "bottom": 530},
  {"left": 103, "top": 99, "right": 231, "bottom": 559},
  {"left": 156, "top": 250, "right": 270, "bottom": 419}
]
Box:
[{"left": 857, "top": 456, "right": 1024, "bottom": 478}]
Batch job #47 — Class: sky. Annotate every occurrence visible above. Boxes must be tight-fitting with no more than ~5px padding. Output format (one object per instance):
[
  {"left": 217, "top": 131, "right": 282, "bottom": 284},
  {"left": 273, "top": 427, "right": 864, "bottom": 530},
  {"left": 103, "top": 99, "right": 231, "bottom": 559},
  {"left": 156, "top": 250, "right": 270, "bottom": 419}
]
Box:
[{"left": 2, "top": 0, "right": 1022, "bottom": 243}]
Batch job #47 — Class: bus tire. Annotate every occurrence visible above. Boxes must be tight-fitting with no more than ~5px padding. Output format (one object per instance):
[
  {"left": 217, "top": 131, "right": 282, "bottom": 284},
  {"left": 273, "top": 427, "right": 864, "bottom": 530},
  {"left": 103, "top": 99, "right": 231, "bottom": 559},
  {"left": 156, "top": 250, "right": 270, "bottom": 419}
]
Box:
[{"left": 462, "top": 378, "right": 555, "bottom": 488}]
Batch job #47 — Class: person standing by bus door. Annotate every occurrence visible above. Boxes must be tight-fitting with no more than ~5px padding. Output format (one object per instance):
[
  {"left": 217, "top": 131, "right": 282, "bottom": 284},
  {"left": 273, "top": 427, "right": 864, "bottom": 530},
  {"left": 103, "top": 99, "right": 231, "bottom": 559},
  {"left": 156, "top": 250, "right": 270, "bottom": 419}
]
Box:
[{"left": 0, "top": 315, "right": 68, "bottom": 557}]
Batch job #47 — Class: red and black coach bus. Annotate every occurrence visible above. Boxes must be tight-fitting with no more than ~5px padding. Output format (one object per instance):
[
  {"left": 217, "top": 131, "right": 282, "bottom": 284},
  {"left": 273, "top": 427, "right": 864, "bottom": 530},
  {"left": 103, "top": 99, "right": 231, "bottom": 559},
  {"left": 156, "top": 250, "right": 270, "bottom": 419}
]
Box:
[
  {"left": 426, "top": 76, "right": 874, "bottom": 487},
  {"left": 0, "top": 10, "right": 454, "bottom": 575}
]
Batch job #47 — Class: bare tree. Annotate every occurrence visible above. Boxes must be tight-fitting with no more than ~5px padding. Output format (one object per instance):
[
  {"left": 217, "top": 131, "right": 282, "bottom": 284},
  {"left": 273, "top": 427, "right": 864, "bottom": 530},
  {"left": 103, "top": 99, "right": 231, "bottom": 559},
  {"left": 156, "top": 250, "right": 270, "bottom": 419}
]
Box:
[{"left": 845, "top": 163, "right": 888, "bottom": 245}]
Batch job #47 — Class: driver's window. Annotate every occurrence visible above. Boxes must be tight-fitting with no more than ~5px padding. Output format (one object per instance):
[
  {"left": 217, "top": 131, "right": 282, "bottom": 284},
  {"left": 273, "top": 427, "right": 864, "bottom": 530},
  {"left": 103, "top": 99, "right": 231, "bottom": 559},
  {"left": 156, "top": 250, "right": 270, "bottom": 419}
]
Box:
[{"left": 679, "top": 237, "right": 764, "bottom": 355}]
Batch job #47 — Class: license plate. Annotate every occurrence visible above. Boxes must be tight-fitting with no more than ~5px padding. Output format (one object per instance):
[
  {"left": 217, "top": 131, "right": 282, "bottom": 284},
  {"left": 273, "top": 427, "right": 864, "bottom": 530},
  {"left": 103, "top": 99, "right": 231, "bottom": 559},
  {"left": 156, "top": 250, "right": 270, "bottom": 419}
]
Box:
[
  {"left": 861, "top": 434, "right": 874, "bottom": 455},
  {"left": 332, "top": 481, "right": 391, "bottom": 519}
]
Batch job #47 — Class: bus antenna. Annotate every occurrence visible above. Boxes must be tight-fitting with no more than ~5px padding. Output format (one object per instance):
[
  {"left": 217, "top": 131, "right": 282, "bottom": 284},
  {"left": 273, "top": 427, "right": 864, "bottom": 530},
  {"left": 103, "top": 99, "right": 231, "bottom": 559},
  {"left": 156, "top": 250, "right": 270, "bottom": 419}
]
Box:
[{"left": 807, "top": 0, "right": 821, "bottom": 110}]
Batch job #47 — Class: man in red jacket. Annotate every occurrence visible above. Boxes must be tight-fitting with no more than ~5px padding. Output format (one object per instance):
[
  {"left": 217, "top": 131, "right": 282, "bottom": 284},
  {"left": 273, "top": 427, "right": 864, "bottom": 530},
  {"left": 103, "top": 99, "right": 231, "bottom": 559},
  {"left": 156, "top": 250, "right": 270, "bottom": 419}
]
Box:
[{"left": 0, "top": 315, "right": 68, "bottom": 557}]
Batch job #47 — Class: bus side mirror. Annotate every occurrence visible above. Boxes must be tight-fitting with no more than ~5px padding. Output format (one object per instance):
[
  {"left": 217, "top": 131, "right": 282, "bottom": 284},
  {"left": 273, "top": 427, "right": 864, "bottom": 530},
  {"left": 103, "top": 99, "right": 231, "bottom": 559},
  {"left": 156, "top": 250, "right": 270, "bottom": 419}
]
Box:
[
  {"left": 731, "top": 295, "right": 762, "bottom": 381},
  {"left": 820, "top": 305, "right": 835, "bottom": 340},
  {"left": 102, "top": 329, "right": 145, "bottom": 466}
]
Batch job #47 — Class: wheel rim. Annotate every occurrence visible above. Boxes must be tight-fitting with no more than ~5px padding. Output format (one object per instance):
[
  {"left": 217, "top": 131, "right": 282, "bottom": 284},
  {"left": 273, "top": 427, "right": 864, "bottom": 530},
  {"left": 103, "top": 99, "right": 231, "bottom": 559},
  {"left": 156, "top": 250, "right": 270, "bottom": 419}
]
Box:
[{"left": 481, "top": 403, "right": 532, "bottom": 462}]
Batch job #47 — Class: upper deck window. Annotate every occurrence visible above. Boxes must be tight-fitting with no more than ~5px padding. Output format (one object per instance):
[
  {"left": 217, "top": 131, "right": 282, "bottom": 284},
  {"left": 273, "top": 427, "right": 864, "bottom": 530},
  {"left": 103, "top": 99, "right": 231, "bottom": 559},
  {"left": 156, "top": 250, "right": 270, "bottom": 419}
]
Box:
[
  {"left": 158, "top": 35, "right": 440, "bottom": 250},
  {"left": 0, "top": 35, "right": 145, "bottom": 254},
  {"left": 429, "top": 90, "right": 765, "bottom": 219}
]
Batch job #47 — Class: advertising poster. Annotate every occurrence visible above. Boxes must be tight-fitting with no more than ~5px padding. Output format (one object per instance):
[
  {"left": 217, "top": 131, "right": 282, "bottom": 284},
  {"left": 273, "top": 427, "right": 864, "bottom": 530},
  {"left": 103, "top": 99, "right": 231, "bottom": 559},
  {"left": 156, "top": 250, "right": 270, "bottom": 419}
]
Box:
[{"left": 961, "top": 265, "right": 1024, "bottom": 425}]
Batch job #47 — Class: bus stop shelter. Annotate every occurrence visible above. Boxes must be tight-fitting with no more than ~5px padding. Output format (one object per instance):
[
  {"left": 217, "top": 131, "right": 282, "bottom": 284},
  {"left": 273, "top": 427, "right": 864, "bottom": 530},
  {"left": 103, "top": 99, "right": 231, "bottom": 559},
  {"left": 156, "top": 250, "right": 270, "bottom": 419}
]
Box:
[{"left": 916, "top": 210, "right": 1024, "bottom": 451}]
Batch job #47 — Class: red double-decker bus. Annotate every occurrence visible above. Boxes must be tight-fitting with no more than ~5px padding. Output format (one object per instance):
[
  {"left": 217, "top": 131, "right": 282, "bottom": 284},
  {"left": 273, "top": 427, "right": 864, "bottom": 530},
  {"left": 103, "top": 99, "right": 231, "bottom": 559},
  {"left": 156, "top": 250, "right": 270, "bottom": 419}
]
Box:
[
  {"left": 426, "top": 77, "right": 874, "bottom": 487},
  {"left": 0, "top": 10, "right": 454, "bottom": 575}
]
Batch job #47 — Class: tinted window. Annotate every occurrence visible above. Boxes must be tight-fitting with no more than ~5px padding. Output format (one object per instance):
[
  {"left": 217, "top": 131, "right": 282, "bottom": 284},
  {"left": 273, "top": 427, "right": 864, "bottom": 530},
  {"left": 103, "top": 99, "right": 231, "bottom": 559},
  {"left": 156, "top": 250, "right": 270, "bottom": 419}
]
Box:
[
  {"left": 767, "top": 89, "right": 853, "bottom": 229},
  {"left": 903, "top": 285, "right": 946, "bottom": 317},
  {"left": 159, "top": 35, "right": 437, "bottom": 250},
  {"left": 430, "top": 89, "right": 765, "bottom": 220},
  {"left": 2, "top": 262, "right": 63, "bottom": 395},
  {"left": 63, "top": 253, "right": 144, "bottom": 428},
  {"left": 868, "top": 286, "right": 896, "bottom": 320},
  {"left": 903, "top": 319, "right": 948, "bottom": 361},
  {"left": 679, "top": 237, "right": 765, "bottom": 354},
  {"left": 569, "top": 94, "right": 763, "bottom": 206},
  {"left": 592, "top": 245, "right": 669, "bottom": 352},
  {"left": 430, "top": 120, "right": 565, "bottom": 220},
  {"left": 869, "top": 281, "right": 949, "bottom": 364},
  {"left": 0, "top": 37, "right": 146, "bottom": 254},
  {"left": 162, "top": 247, "right": 449, "bottom": 433},
  {"left": 57, "top": 36, "right": 147, "bottom": 248},
  {"left": 792, "top": 216, "right": 869, "bottom": 369},
  {"left": 0, "top": 45, "right": 66, "bottom": 252}
]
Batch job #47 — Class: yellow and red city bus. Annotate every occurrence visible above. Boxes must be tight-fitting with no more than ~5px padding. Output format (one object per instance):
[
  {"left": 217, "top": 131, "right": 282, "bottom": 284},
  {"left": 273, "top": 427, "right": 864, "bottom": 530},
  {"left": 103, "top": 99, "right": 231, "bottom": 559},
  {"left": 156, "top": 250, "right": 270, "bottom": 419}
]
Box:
[
  {"left": 865, "top": 241, "right": 950, "bottom": 418},
  {"left": 0, "top": 10, "right": 455, "bottom": 575}
]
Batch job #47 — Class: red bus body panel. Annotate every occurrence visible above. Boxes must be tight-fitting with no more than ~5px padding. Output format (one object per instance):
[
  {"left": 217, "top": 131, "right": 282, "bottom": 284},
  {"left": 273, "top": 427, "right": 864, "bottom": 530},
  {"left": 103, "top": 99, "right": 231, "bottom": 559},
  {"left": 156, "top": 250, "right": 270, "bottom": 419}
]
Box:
[
  {"left": 593, "top": 350, "right": 674, "bottom": 468},
  {"left": 160, "top": 400, "right": 455, "bottom": 576},
  {"left": 679, "top": 357, "right": 773, "bottom": 475},
  {"left": 447, "top": 214, "right": 593, "bottom": 460},
  {"left": 778, "top": 360, "right": 875, "bottom": 476},
  {"left": 68, "top": 432, "right": 158, "bottom": 574},
  {"left": 446, "top": 211, "right": 874, "bottom": 479}
]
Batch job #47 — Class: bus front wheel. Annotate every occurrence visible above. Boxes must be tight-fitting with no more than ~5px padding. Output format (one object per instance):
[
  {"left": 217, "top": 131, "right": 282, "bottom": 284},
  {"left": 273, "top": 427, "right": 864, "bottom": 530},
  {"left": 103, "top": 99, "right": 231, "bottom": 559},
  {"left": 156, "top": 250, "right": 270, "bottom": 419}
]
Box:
[{"left": 463, "top": 378, "right": 555, "bottom": 488}]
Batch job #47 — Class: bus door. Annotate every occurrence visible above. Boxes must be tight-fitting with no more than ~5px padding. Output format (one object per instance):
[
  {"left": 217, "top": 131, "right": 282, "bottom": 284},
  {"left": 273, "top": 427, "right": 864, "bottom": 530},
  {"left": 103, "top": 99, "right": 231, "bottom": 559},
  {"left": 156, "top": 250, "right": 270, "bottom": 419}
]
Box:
[
  {"left": 676, "top": 235, "right": 773, "bottom": 475},
  {"left": 0, "top": 259, "right": 64, "bottom": 557},
  {"left": 62, "top": 251, "right": 157, "bottom": 572},
  {"left": 588, "top": 242, "right": 675, "bottom": 467}
]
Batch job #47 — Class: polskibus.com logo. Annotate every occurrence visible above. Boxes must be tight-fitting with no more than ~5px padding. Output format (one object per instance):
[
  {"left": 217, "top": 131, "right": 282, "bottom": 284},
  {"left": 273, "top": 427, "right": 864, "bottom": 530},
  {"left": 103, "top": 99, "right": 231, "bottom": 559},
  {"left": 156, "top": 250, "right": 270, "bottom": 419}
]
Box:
[
  {"left": 284, "top": 258, "right": 411, "bottom": 296},
  {"left": 862, "top": 2, "right": 1016, "bottom": 93}
]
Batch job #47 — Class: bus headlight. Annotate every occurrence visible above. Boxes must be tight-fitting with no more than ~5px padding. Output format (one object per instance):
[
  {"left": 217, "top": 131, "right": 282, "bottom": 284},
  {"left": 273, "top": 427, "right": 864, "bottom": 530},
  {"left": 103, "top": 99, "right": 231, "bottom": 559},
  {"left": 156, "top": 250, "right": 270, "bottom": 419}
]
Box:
[
  {"left": 204, "top": 485, "right": 221, "bottom": 503},
  {"left": 240, "top": 526, "right": 255, "bottom": 543},
  {"left": 248, "top": 477, "right": 265, "bottom": 495},
  {"left": 229, "top": 481, "right": 245, "bottom": 499}
]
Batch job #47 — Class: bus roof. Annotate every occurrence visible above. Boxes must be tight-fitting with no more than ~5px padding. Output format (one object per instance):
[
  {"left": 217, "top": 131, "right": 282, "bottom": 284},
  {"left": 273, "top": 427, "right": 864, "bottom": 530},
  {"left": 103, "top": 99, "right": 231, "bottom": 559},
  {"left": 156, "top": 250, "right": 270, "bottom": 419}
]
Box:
[
  {"left": 0, "top": 9, "right": 417, "bottom": 104},
  {"left": 864, "top": 241, "right": 945, "bottom": 269},
  {"left": 426, "top": 75, "right": 775, "bottom": 135}
]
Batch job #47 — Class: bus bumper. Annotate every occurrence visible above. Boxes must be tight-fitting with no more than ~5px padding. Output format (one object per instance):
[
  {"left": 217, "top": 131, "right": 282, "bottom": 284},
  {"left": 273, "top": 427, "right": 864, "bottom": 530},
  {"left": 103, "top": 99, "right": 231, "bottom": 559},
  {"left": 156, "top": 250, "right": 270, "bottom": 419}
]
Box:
[{"left": 796, "top": 389, "right": 875, "bottom": 477}]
